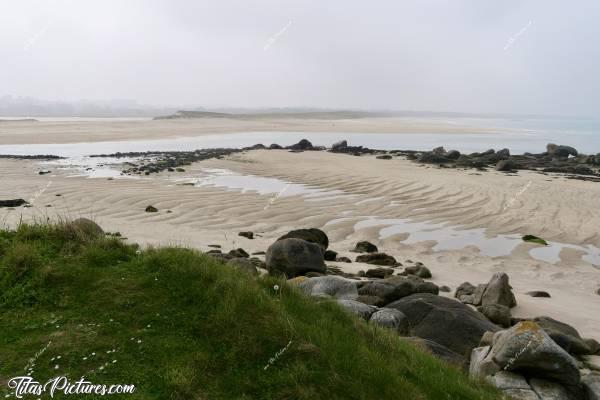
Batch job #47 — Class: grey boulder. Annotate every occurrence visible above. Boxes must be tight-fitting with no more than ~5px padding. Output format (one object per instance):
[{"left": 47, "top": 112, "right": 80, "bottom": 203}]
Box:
[
  {"left": 277, "top": 228, "right": 329, "bottom": 250},
  {"left": 266, "top": 238, "right": 326, "bottom": 277},
  {"left": 336, "top": 299, "right": 376, "bottom": 320},
  {"left": 369, "top": 308, "right": 410, "bottom": 335},
  {"left": 297, "top": 276, "right": 358, "bottom": 300}
]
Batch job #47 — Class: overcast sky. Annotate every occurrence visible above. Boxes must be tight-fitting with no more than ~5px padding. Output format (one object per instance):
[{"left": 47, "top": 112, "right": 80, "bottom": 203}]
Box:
[{"left": 1, "top": 0, "right": 599, "bottom": 116}]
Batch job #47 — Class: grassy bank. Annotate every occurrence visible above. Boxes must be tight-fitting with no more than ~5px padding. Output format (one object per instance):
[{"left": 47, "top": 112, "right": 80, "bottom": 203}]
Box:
[{"left": 0, "top": 223, "right": 501, "bottom": 399}]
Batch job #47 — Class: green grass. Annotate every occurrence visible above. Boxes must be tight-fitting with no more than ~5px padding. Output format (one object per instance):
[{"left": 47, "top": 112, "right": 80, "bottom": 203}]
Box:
[{"left": 0, "top": 223, "right": 501, "bottom": 399}]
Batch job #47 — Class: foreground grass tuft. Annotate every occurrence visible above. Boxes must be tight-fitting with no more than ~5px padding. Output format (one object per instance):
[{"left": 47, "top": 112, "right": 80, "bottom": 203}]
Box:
[{"left": 0, "top": 223, "right": 501, "bottom": 399}]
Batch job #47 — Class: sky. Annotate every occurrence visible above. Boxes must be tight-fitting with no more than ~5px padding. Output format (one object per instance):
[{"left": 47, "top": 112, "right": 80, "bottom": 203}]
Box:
[{"left": 1, "top": 0, "right": 599, "bottom": 116}]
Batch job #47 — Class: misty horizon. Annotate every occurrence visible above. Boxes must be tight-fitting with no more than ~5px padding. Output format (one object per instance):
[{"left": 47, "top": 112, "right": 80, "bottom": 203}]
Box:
[{"left": 2, "top": 1, "right": 599, "bottom": 117}]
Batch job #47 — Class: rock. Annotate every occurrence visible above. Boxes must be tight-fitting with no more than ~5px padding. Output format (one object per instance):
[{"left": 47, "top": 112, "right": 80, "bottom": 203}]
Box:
[
  {"left": 523, "top": 235, "right": 548, "bottom": 245},
  {"left": 331, "top": 140, "right": 348, "bottom": 151},
  {"left": 439, "top": 285, "right": 451, "bottom": 293},
  {"left": 529, "top": 378, "right": 584, "bottom": 400},
  {"left": 0, "top": 199, "right": 28, "bottom": 207},
  {"left": 287, "top": 139, "right": 314, "bottom": 151},
  {"left": 358, "top": 275, "right": 438, "bottom": 304},
  {"left": 336, "top": 299, "right": 376, "bottom": 320},
  {"left": 585, "top": 339, "right": 600, "bottom": 355},
  {"left": 355, "top": 252, "right": 397, "bottom": 266},
  {"left": 369, "top": 308, "right": 410, "bottom": 334},
  {"left": 228, "top": 248, "right": 249, "bottom": 258},
  {"left": 387, "top": 293, "right": 500, "bottom": 356},
  {"left": 238, "top": 231, "right": 254, "bottom": 239},
  {"left": 64, "top": 218, "right": 104, "bottom": 239},
  {"left": 497, "top": 148, "right": 511, "bottom": 158},
  {"left": 356, "top": 295, "right": 385, "bottom": 307},
  {"left": 547, "top": 143, "right": 578, "bottom": 158},
  {"left": 365, "top": 267, "right": 394, "bottom": 279},
  {"left": 335, "top": 256, "right": 351, "bottom": 263},
  {"left": 402, "top": 337, "right": 465, "bottom": 366},
  {"left": 432, "top": 146, "right": 446, "bottom": 155},
  {"left": 252, "top": 251, "right": 266, "bottom": 255},
  {"left": 526, "top": 291, "right": 551, "bottom": 298},
  {"left": 297, "top": 276, "right": 358, "bottom": 300},
  {"left": 477, "top": 304, "right": 512, "bottom": 327},
  {"left": 533, "top": 316, "right": 592, "bottom": 355},
  {"left": 582, "top": 374, "right": 600, "bottom": 400},
  {"left": 446, "top": 150, "right": 461, "bottom": 160},
  {"left": 469, "top": 346, "right": 500, "bottom": 378},
  {"left": 277, "top": 228, "right": 329, "bottom": 251},
  {"left": 490, "top": 321, "right": 580, "bottom": 386},
  {"left": 496, "top": 159, "right": 518, "bottom": 171},
  {"left": 323, "top": 249, "right": 337, "bottom": 261},
  {"left": 266, "top": 238, "right": 326, "bottom": 278},
  {"left": 488, "top": 371, "right": 530, "bottom": 390},
  {"left": 269, "top": 143, "right": 283, "bottom": 149},
  {"left": 404, "top": 265, "right": 432, "bottom": 279},
  {"left": 145, "top": 205, "right": 158, "bottom": 212},
  {"left": 227, "top": 258, "right": 258, "bottom": 275},
  {"left": 376, "top": 154, "right": 392, "bottom": 160},
  {"left": 353, "top": 241, "right": 378, "bottom": 253},
  {"left": 455, "top": 282, "right": 477, "bottom": 303},
  {"left": 479, "top": 331, "right": 496, "bottom": 347},
  {"left": 596, "top": 288, "right": 600, "bottom": 296},
  {"left": 481, "top": 272, "right": 517, "bottom": 308},
  {"left": 501, "top": 389, "right": 540, "bottom": 400}
]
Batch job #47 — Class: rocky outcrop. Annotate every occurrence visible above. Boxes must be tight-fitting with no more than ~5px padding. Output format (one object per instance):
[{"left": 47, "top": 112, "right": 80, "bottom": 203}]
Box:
[
  {"left": 266, "top": 238, "right": 326, "bottom": 277},
  {"left": 456, "top": 273, "right": 516, "bottom": 309},
  {"left": 277, "top": 228, "right": 329, "bottom": 251},
  {"left": 355, "top": 252, "right": 398, "bottom": 266},
  {"left": 358, "top": 275, "right": 438, "bottom": 305},
  {"left": 364, "top": 267, "right": 394, "bottom": 279},
  {"left": 296, "top": 276, "right": 358, "bottom": 300},
  {"left": 353, "top": 241, "right": 378, "bottom": 253},
  {"left": 533, "top": 316, "right": 592, "bottom": 355},
  {"left": 0, "top": 199, "right": 28, "bottom": 207},
  {"left": 547, "top": 143, "right": 578, "bottom": 159},
  {"left": 286, "top": 139, "right": 314, "bottom": 151},
  {"left": 403, "top": 264, "right": 432, "bottom": 279},
  {"left": 387, "top": 293, "right": 500, "bottom": 357},
  {"left": 477, "top": 304, "right": 511, "bottom": 327}
]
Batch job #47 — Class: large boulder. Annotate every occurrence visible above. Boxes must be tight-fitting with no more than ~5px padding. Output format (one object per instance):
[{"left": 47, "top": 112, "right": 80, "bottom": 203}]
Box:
[
  {"left": 331, "top": 140, "right": 348, "bottom": 151},
  {"left": 355, "top": 252, "right": 397, "bottom": 266},
  {"left": 369, "top": 308, "right": 410, "bottom": 335},
  {"left": 365, "top": 267, "right": 394, "bottom": 279},
  {"left": 0, "top": 199, "right": 28, "bottom": 207},
  {"left": 529, "top": 378, "right": 585, "bottom": 400},
  {"left": 481, "top": 273, "right": 517, "bottom": 308},
  {"left": 477, "top": 304, "right": 511, "bottom": 327},
  {"left": 336, "top": 299, "right": 376, "bottom": 320},
  {"left": 227, "top": 258, "right": 258, "bottom": 275},
  {"left": 64, "top": 218, "right": 104, "bottom": 240},
  {"left": 353, "top": 241, "right": 378, "bottom": 253},
  {"left": 386, "top": 293, "right": 500, "bottom": 356},
  {"left": 403, "top": 265, "right": 432, "bottom": 279},
  {"left": 547, "top": 143, "right": 578, "bottom": 159},
  {"left": 490, "top": 321, "right": 580, "bottom": 386},
  {"left": 277, "top": 228, "right": 329, "bottom": 251},
  {"left": 358, "top": 275, "right": 438, "bottom": 304},
  {"left": 297, "top": 276, "right": 358, "bottom": 300},
  {"left": 455, "top": 282, "right": 477, "bottom": 303},
  {"left": 532, "top": 316, "right": 592, "bottom": 355},
  {"left": 266, "top": 238, "right": 326, "bottom": 277},
  {"left": 583, "top": 374, "right": 600, "bottom": 400},
  {"left": 287, "top": 139, "right": 314, "bottom": 151}
]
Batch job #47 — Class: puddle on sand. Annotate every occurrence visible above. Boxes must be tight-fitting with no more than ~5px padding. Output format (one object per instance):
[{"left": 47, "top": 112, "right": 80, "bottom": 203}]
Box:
[
  {"left": 174, "top": 168, "right": 352, "bottom": 200},
  {"left": 353, "top": 217, "right": 600, "bottom": 266},
  {"left": 42, "top": 156, "right": 139, "bottom": 179}
]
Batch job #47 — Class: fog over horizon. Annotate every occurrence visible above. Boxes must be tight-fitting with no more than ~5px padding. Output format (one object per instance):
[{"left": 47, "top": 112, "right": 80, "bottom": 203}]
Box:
[{"left": 2, "top": 0, "right": 599, "bottom": 117}]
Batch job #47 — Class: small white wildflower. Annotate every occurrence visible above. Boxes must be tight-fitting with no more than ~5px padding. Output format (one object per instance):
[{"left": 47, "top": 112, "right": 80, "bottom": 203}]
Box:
[
  {"left": 135, "top": 250, "right": 141, "bottom": 255},
  {"left": 83, "top": 357, "right": 87, "bottom": 360},
  {"left": 50, "top": 357, "right": 55, "bottom": 361},
  {"left": 99, "top": 366, "right": 104, "bottom": 371},
  {"left": 56, "top": 356, "right": 61, "bottom": 359},
  {"left": 273, "top": 285, "right": 280, "bottom": 291},
  {"left": 146, "top": 324, "right": 151, "bottom": 328},
  {"left": 137, "top": 339, "right": 142, "bottom": 344},
  {"left": 91, "top": 352, "right": 96, "bottom": 356},
  {"left": 112, "top": 360, "right": 117, "bottom": 363},
  {"left": 54, "top": 365, "right": 59, "bottom": 370},
  {"left": 109, "top": 319, "right": 113, "bottom": 322}
]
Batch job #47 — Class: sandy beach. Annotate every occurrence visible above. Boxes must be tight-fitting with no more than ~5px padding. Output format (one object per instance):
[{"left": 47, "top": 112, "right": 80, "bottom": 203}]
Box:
[
  {"left": 1, "top": 147, "right": 599, "bottom": 340},
  {"left": 0, "top": 116, "right": 520, "bottom": 145}
]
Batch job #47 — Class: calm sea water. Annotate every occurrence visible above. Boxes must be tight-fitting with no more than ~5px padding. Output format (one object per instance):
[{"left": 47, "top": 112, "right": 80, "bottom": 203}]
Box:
[{"left": 0, "top": 116, "right": 599, "bottom": 156}]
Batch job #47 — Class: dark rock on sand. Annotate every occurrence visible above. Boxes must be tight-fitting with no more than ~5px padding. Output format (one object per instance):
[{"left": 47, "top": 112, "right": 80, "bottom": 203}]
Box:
[
  {"left": 477, "top": 304, "right": 511, "bottom": 327},
  {"left": 335, "top": 256, "right": 351, "bottom": 263},
  {"left": 365, "top": 267, "right": 394, "bottom": 279},
  {"left": 495, "top": 159, "right": 519, "bottom": 171},
  {"left": 228, "top": 248, "right": 249, "bottom": 258},
  {"left": 145, "top": 205, "right": 158, "bottom": 213},
  {"left": 454, "top": 282, "right": 477, "bottom": 304},
  {"left": 266, "top": 238, "right": 326, "bottom": 278},
  {"left": 439, "top": 285, "right": 451, "bottom": 293},
  {"left": 376, "top": 154, "right": 392, "bottom": 160},
  {"left": 336, "top": 299, "right": 376, "bottom": 320},
  {"left": 238, "top": 231, "right": 254, "bottom": 239},
  {"left": 547, "top": 143, "right": 578, "bottom": 159},
  {"left": 387, "top": 293, "right": 500, "bottom": 356},
  {"left": 269, "top": 143, "right": 283, "bottom": 149},
  {"left": 358, "top": 275, "right": 439, "bottom": 304},
  {"left": 403, "top": 265, "right": 432, "bottom": 279},
  {"left": 533, "top": 316, "right": 592, "bottom": 355},
  {"left": 287, "top": 139, "right": 314, "bottom": 151},
  {"left": 277, "top": 228, "right": 329, "bottom": 251},
  {"left": 0, "top": 199, "right": 28, "bottom": 207},
  {"left": 323, "top": 249, "right": 338, "bottom": 261},
  {"left": 331, "top": 140, "right": 348, "bottom": 151},
  {"left": 65, "top": 218, "right": 104, "bottom": 240},
  {"left": 480, "top": 272, "right": 517, "bottom": 309},
  {"left": 522, "top": 234, "right": 548, "bottom": 245},
  {"left": 353, "top": 240, "right": 378, "bottom": 253},
  {"left": 355, "top": 252, "right": 397, "bottom": 266},
  {"left": 526, "top": 291, "right": 551, "bottom": 298}
]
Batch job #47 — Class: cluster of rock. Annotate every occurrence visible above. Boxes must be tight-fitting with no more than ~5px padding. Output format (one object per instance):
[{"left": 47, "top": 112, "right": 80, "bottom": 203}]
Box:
[
  {"left": 411, "top": 144, "right": 600, "bottom": 179},
  {"left": 89, "top": 148, "right": 243, "bottom": 176}
]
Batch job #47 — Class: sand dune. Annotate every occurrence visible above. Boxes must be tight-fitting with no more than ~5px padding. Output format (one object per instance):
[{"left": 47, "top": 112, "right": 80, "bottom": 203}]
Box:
[{"left": 1, "top": 150, "right": 599, "bottom": 340}]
